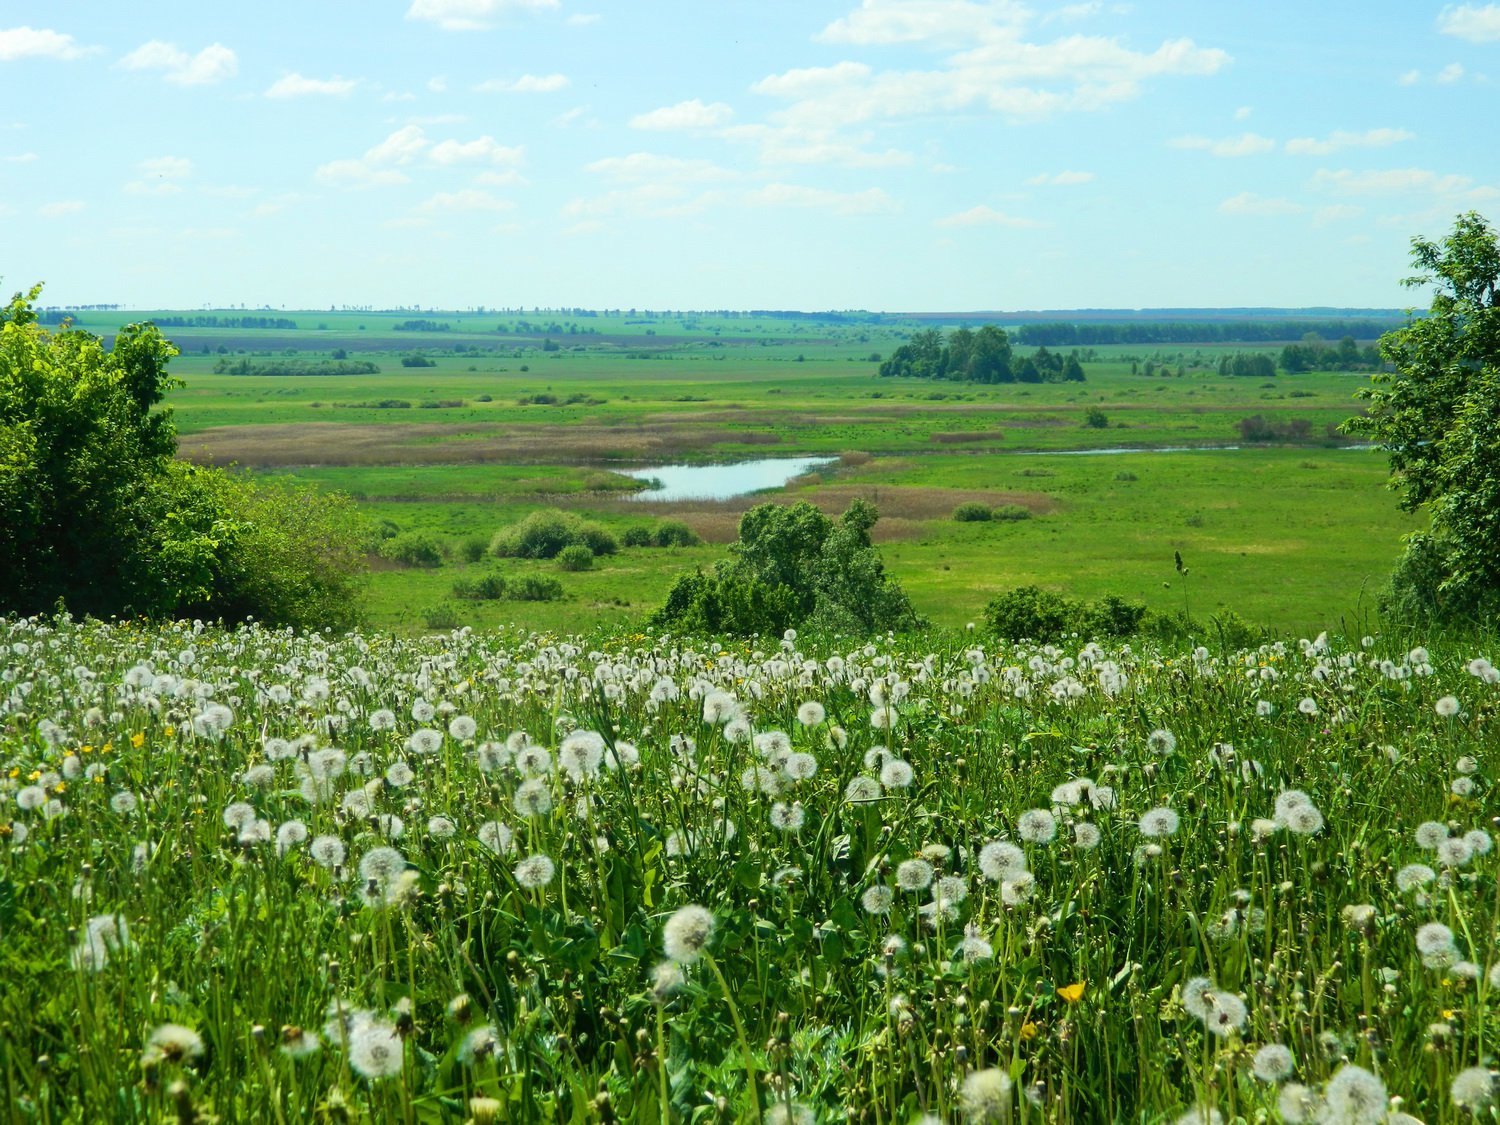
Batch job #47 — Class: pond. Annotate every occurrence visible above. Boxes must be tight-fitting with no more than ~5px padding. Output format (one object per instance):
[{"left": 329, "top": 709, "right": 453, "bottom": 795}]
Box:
[{"left": 621, "top": 456, "right": 836, "bottom": 502}]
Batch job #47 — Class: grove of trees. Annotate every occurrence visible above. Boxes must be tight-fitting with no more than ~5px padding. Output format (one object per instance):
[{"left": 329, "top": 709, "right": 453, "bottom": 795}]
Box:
[
  {"left": 878, "top": 326, "right": 1085, "bottom": 383},
  {"left": 1, "top": 286, "right": 368, "bottom": 628}
]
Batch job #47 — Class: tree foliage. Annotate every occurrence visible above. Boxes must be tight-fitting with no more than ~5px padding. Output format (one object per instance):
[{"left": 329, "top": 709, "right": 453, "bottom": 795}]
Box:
[
  {"left": 877, "top": 327, "right": 1086, "bottom": 384},
  {"left": 1345, "top": 212, "right": 1500, "bottom": 622},
  {"left": 0, "top": 285, "right": 367, "bottom": 627},
  {"left": 650, "top": 499, "right": 924, "bottom": 636}
]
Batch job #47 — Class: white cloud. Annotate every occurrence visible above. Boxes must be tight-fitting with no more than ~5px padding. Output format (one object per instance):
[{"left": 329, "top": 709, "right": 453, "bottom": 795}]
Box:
[
  {"left": 1312, "top": 167, "right": 1499, "bottom": 200},
  {"left": 722, "top": 123, "right": 912, "bottom": 167},
  {"left": 140, "top": 155, "right": 193, "bottom": 179},
  {"left": 1313, "top": 204, "right": 1362, "bottom": 224},
  {"left": 475, "top": 73, "right": 569, "bottom": 93},
  {"left": 629, "top": 98, "right": 734, "bottom": 130},
  {"left": 1398, "top": 69, "right": 1421, "bottom": 86},
  {"left": 0, "top": 26, "right": 93, "bottom": 61},
  {"left": 367, "top": 125, "right": 429, "bottom": 164},
  {"left": 1025, "top": 169, "right": 1095, "bottom": 185},
  {"left": 119, "top": 40, "right": 237, "bottom": 85},
  {"left": 428, "top": 75, "right": 448, "bottom": 92},
  {"left": 1438, "top": 4, "right": 1500, "bottom": 42},
  {"left": 266, "top": 73, "right": 357, "bottom": 98},
  {"left": 563, "top": 182, "right": 720, "bottom": 220},
  {"left": 817, "top": 1, "right": 1029, "bottom": 47},
  {"left": 567, "top": 13, "right": 601, "bottom": 25},
  {"left": 1285, "top": 128, "right": 1414, "bottom": 156},
  {"left": 586, "top": 153, "right": 737, "bottom": 183},
  {"left": 406, "top": 0, "right": 558, "bottom": 31},
  {"left": 1437, "top": 62, "right": 1466, "bottom": 84},
  {"left": 39, "top": 200, "right": 84, "bottom": 217},
  {"left": 752, "top": 62, "right": 873, "bottom": 100},
  {"left": 1051, "top": 2, "right": 1104, "bottom": 21},
  {"left": 418, "top": 189, "right": 514, "bottom": 212},
  {"left": 1218, "top": 192, "right": 1303, "bottom": 216},
  {"left": 1234, "top": 105, "right": 1252, "bottom": 120},
  {"left": 428, "top": 135, "right": 523, "bottom": 164},
  {"left": 4, "top": 151, "right": 37, "bottom": 163},
  {"left": 314, "top": 160, "right": 409, "bottom": 187},
  {"left": 1168, "top": 132, "right": 1275, "bottom": 157},
  {"left": 124, "top": 180, "right": 182, "bottom": 197},
  {"left": 745, "top": 182, "right": 898, "bottom": 215},
  {"left": 935, "top": 203, "right": 1041, "bottom": 227},
  {"left": 473, "top": 168, "right": 527, "bottom": 187}
]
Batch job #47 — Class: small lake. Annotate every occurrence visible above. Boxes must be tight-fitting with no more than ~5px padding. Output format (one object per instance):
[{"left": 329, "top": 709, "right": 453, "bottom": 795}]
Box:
[{"left": 622, "top": 456, "right": 836, "bottom": 502}]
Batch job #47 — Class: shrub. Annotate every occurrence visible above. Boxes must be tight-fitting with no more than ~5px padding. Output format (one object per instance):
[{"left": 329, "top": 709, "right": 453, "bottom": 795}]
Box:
[
  {"left": 490, "top": 509, "right": 617, "bottom": 559},
  {"left": 1084, "top": 407, "right": 1109, "bottom": 428},
  {"left": 422, "top": 603, "right": 462, "bottom": 630},
  {"left": 557, "top": 544, "right": 594, "bottom": 571},
  {"left": 982, "top": 585, "right": 1078, "bottom": 641},
  {"left": 952, "top": 502, "right": 992, "bottom": 522},
  {"left": 653, "top": 519, "right": 702, "bottom": 547},
  {"left": 621, "top": 526, "right": 655, "bottom": 548},
  {"left": 509, "top": 575, "right": 564, "bottom": 601},
  {"left": 452, "top": 573, "right": 507, "bottom": 600},
  {"left": 380, "top": 531, "right": 447, "bottom": 568},
  {"left": 1114, "top": 470, "right": 1138, "bottom": 482},
  {"left": 1081, "top": 595, "right": 1148, "bottom": 637},
  {"left": 576, "top": 523, "right": 619, "bottom": 557},
  {"left": 459, "top": 535, "right": 488, "bottom": 564},
  {"left": 400, "top": 355, "right": 436, "bottom": 368},
  {"left": 991, "top": 504, "right": 1033, "bottom": 521}
]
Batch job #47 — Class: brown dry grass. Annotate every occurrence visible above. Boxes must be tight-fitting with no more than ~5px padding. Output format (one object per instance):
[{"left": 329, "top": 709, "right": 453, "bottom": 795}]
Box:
[
  {"left": 930, "top": 430, "right": 1007, "bottom": 443},
  {"left": 178, "top": 422, "right": 784, "bottom": 467}
]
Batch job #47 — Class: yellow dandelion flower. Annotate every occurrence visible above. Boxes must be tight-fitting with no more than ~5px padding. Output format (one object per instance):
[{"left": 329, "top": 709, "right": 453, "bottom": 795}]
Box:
[
  {"left": 1019, "top": 1022, "right": 1039, "bottom": 1040},
  {"left": 131, "top": 732, "right": 145, "bottom": 748},
  {"left": 1057, "top": 982, "right": 1086, "bottom": 1003}
]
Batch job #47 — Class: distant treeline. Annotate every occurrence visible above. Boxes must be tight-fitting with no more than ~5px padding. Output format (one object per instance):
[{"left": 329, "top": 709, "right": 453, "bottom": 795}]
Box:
[
  {"left": 213, "top": 358, "right": 380, "bottom": 376},
  {"left": 1014, "top": 319, "right": 1405, "bottom": 346},
  {"left": 879, "top": 327, "right": 1085, "bottom": 383},
  {"left": 393, "top": 320, "right": 452, "bottom": 332},
  {"left": 154, "top": 316, "right": 300, "bottom": 330}
]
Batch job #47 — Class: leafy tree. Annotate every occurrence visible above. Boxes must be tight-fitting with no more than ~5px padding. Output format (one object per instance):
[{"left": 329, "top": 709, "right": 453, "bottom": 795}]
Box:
[
  {"left": 1, "top": 285, "right": 367, "bottom": 626},
  {"left": 650, "top": 499, "right": 924, "bottom": 636},
  {"left": 1345, "top": 211, "right": 1500, "bottom": 622}
]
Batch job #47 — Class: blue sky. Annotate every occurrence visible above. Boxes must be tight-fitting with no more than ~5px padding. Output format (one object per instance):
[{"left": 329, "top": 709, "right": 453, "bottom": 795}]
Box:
[{"left": 2, "top": 1, "right": 1498, "bottom": 311}]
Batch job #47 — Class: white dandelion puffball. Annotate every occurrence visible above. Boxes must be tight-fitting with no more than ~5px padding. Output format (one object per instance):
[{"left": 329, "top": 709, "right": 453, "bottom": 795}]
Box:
[
  {"left": 348, "top": 1020, "right": 404, "bottom": 1080},
  {"left": 1017, "top": 808, "right": 1058, "bottom": 844},
  {"left": 895, "top": 858, "right": 935, "bottom": 891},
  {"left": 1252, "top": 1043, "right": 1294, "bottom": 1083},
  {"left": 1395, "top": 863, "right": 1436, "bottom": 892},
  {"left": 959, "top": 1067, "right": 1013, "bottom": 1124},
  {"left": 978, "top": 840, "right": 1027, "bottom": 882},
  {"left": 1320, "top": 1064, "right": 1386, "bottom": 1125},
  {"left": 513, "top": 853, "right": 556, "bottom": 889},
  {"left": 880, "top": 758, "right": 915, "bottom": 789},
  {"left": 1415, "top": 820, "right": 1450, "bottom": 849},
  {"left": 1146, "top": 728, "right": 1177, "bottom": 755},
  {"left": 1138, "top": 807, "right": 1180, "bottom": 838},
  {"left": 662, "top": 904, "right": 714, "bottom": 964},
  {"left": 796, "top": 701, "right": 826, "bottom": 726},
  {"left": 861, "top": 885, "right": 894, "bottom": 915},
  {"left": 1451, "top": 1066, "right": 1495, "bottom": 1112},
  {"left": 1435, "top": 695, "right": 1461, "bottom": 718},
  {"left": 1415, "top": 921, "right": 1456, "bottom": 957}
]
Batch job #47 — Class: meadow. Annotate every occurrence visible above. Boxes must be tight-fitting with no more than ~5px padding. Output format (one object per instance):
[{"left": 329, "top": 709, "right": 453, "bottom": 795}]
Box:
[
  {"left": 69, "top": 305, "right": 1425, "bottom": 637},
  {"left": 1, "top": 614, "right": 1496, "bottom": 1122}
]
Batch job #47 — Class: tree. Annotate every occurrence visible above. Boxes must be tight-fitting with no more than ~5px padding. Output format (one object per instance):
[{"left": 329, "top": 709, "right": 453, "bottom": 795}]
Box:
[
  {"left": 1, "top": 284, "right": 368, "bottom": 626},
  {"left": 650, "top": 499, "right": 924, "bottom": 636},
  {"left": 1344, "top": 211, "right": 1500, "bottom": 622}
]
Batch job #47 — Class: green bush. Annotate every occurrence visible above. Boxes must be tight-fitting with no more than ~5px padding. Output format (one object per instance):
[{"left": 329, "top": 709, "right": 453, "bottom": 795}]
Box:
[
  {"left": 621, "top": 526, "right": 655, "bottom": 548},
  {"left": 1084, "top": 407, "right": 1109, "bottom": 428},
  {"left": 452, "top": 573, "right": 507, "bottom": 600},
  {"left": 459, "top": 535, "right": 488, "bottom": 564},
  {"left": 991, "top": 504, "right": 1033, "bottom": 521},
  {"left": 653, "top": 519, "right": 702, "bottom": 547},
  {"left": 557, "top": 544, "right": 594, "bottom": 571},
  {"left": 490, "top": 508, "right": 618, "bottom": 560},
  {"left": 952, "top": 502, "right": 992, "bottom": 522},
  {"left": 1080, "top": 594, "right": 1148, "bottom": 637},
  {"left": 509, "top": 575, "right": 564, "bottom": 601},
  {"left": 379, "top": 531, "right": 447, "bottom": 568},
  {"left": 422, "top": 603, "right": 462, "bottom": 629},
  {"left": 982, "top": 585, "right": 1078, "bottom": 641}
]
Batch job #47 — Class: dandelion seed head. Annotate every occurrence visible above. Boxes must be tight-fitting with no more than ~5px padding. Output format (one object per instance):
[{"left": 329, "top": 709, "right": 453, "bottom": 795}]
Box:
[
  {"left": 1017, "top": 808, "right": 1058, "bottom": 844},
  {"left": 861, "top": 885, "right": 894, "bottom": 915},
  {"left": 1138, "top": 806, "right": 1180, "bottom": 838},
  {"left": 959, "top": 1067, "right": 1013, "bottom": 1124},
  {"left": 663, "top": 904, "right": 714, "bottom": 964},
  {"left": 347, "top": 1020, "right": 403, "bottom": 1079},
  {"left": 1252, "top": 1043, "right": 1294, "bottom": 1083},
  {"left": 1451, "top": 1067, "right": 1495, "bottom": 1112},
  {"left": 513, "top": 853, "right": 556, "bottom": 889},
  {"left": 895, "top": 858, "right": 934, "bottom": 891}
]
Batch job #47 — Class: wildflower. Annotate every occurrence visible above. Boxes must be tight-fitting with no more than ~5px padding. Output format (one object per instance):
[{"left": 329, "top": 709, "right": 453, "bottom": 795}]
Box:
[
  {"left": 1465, "top": 829, "right": 1492, "bottom": 854},
  {"left": 1000, "top": 872, "right": 1035, "bottom": 905},
  {"left": 1452, "top": 776, "right": 1475, "bottom": 797},
  {"left": 880, "top": 758, "right": 915, "bottom": 789},
  {"left": 959, "top": 1067, "right": 1013, "bottom": 1124},
  {"left": 861, "top": 885, "right": 894, "bottom": 915},
  {"left": 1255, "top": 699, "right": 1274, "bottom": 717},
  {"left": 448, "top": 714, "right": 477, "bottom": 740},
  {"left": 1435, "top": 695, "right": 1461, "bottom": 718},
  {"left": 145, "top": 1023, "right": 204, "bottom": 1064},
  {"left": 957, "top": 924, "right": 993, "bottom": 962},
  {"left": 1138, "top": 807, "right": 1180, "bottom": 838},
  {"left": 512, "top": 779, "right": 553, "bottom": 818},
  {"left": 1342, "top": 904, "right": 1377, "bottom": 932},
  {"left": 558, "top": 731, "right": 605, "bottom": 781},
  {"left": 310, "top": 835, "right": 346, "bottom": 869},
  {"left": 1057, "top": 982, "right": 1086, "bottom": 1003},
  {"left": 368, "top": 709, "right": 397, "bottom": 732},
  {"left": 222, "top": 801, "right": 257, "bottom": 830},
  {"left": 276, "top": 820, "right": 309, "bottom": 856},
  {"left": 663, "top": 904, "right": 714, "bottom": 964},
  {"left": 477, "top": 821, "right": 514, "bottom": 855},
  {"left": 242, "top": 763, "right": 275, "bottom": 788},
  {"left": 358, "top": 846, "right": 407, "bottom": 886},
  {"left": 1297, "top": 697, "right": 1318, "bottom": 715},
  {"left": 844, "top": 776, "right": 882, "bottom": 804},
  {"left": 978, "top": 841, "right": 1027, "bottom": 882},
  {"left": 110, "top": 791, "right": 138, "bottom": 816},
  {"left": 1438, "top": 835, "right": 1474, "bottom": 867},
  {"left": 1200, "top": 991, "right": 1247, "bottom": 1037},
  {"left": 279, "top": 1027, "right": 321, "bottom": 1058},
  {"left": 1181, "top": 977, "right": 1216, "bottom": 1020},
  {"left": 1282, "top": 804, "right": 1324, "bottom": 836},
  {"left": 1395, "top": 863, "right": 1436, "bottom": 892},
  {"left": 796, "top": 701, "right": 826, "bottom": 726},
  {"left": 514, "top": 745, "right": 552, "bottom": 776},
  {"left": 348, "top": 1020, "right": 404, "bottom": 1080},
  {"left": 783, "top": 751, "right": 818, "bottom": 781},
  {"left": 1416, "top": 922, "right": 1457, "bottom": 957},
  {"left": 1415, "top": 820, "right": 1450, "bottom": 849},
  {"left": 1146, "top": 728, "right": 1177, "bottom": 755},
  {"left": 1072, "top": 822, "right": 1101, "bottom": 850},
  {"left": 1252, "top": 1043, "right": 1294, "bottom": 1082},
  {"left": 769, "top": 801, "right": 805, "bottom": 832},
  {"left": 895, "top": 858, "right": 934, "bottom": 891},
  {"left": 1017, "top": 809, "right": 1058, "bottom": 844},
  {"left": 766, "top": 1103, "right": 814, "bottom": 1125},
  {"left": 1277, "top": 1083, "right": 1321, "bottom": 1124},
  {"left": 406, "top": 728, "right": 443, "bottom": 756},
  {"left": 1451, "top": 1067, "right": 1495, "bottom": 1113},
  {"left": 1320, "top": 1064, "right": 1386, "bottom": 1125},
  {"left": 411, "top": 699, "right": 435, "bottom": 723},
  {"left": 1175, "top": 1108, "right": 1222, "bottom": 1125},
  {"left": 513, "top": 853, "right": 556, "bottom": 889},
  {"left": 426, "top": 815, "right": 457, "bottom": 839}
]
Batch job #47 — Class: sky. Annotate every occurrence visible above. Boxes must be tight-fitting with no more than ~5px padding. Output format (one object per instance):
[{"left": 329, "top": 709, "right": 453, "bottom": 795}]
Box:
[{"left": 2, "top": 1, "right": 1498, "bottom": 312}]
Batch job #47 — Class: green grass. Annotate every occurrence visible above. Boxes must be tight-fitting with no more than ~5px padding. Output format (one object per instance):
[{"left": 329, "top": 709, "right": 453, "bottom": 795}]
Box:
[{"left": 2, "top": 615, "right": 1496, "bottom": 1122}]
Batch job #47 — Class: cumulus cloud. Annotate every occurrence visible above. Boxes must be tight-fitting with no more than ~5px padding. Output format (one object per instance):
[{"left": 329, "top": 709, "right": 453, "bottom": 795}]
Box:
[
  {"left": 1398, "top": 69, "right": 1422, "bottom": 85},
  {"left": 566, "top": 12, "right": 601, "bottom": 24},
  {"left": 428, "top": 135, "right": 523, "bottom": 164},
  {"left": 722, "top": 122, "right": 912, "bottom": 167},
  {"left": 119, "top": 40, "right": 237, "bottom": 85},
  {"left": 1437, "top": 62, "right": 1466, "bottom": 84},
  {"left": 745, "top": 183, "right": 898, "bottom": 215},
  {"left": 406, "top": 0, "right": 558, "bottom": 31},
  {"left": 1168, "top": 132, "right": 1274, "bottom": 157},
  {"left": 1312, "top": 167, "right": 1499, "bottom": 200},
  {"left": 474, "top": 73, "right": 569, "bottom": 92},
  {"left": 316, "top": 125, "right": 427, "bottom": 186},
  {"left": 935, "top": 204, "right": 1041, "bottom": 227},
  {"left": 586, "top": 153, "right": 737, "bottom": 183},
  {"left": 817, "top": 0, "right": 1029, "bottom": 47},
  {"left": 1218, "top": 192, "right": 1303, "bottom": 216},
  {"left": 630, "top": 99, "right": 734, "bottom": 130},
  {"left": 1438, "top": 3, "right": 1500, "bottom": 42},
  {"left": 418, "top": 189, "right": 514, "bottom": 212},
  {"left": 1285, "top": 128, "right": 1413, "bottom": 156},
  {"left": 266, "top": 73, "right": 357, "bottom": 98},
  {"left": 0, "top": 26, "right": 94, "bottom": 61},
  {"left": 1024, "top": 169, "right": 1095, "bottom": 185},
  {"left": 140, "top": 155, "right": 192, "bottom": 179}
]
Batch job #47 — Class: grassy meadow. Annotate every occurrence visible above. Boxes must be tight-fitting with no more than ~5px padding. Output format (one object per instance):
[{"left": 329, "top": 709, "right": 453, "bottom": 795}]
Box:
[
  {"left": 93, "top": 307, "right": 1422, "bottom": 636},
  {"left": 2, "top": 615, "right": 1497, "bottom": 1122}
]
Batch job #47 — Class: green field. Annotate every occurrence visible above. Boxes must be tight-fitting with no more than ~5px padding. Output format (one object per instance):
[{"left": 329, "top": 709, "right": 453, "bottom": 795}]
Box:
[{"left": 118, "top": 310, "right": 1418, "bottom": 635}]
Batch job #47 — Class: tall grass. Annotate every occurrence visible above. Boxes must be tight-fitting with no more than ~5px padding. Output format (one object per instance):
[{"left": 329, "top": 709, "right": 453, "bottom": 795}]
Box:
[{"left": 0, "top": 615, "right": 1495, "bottom": 1122}]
